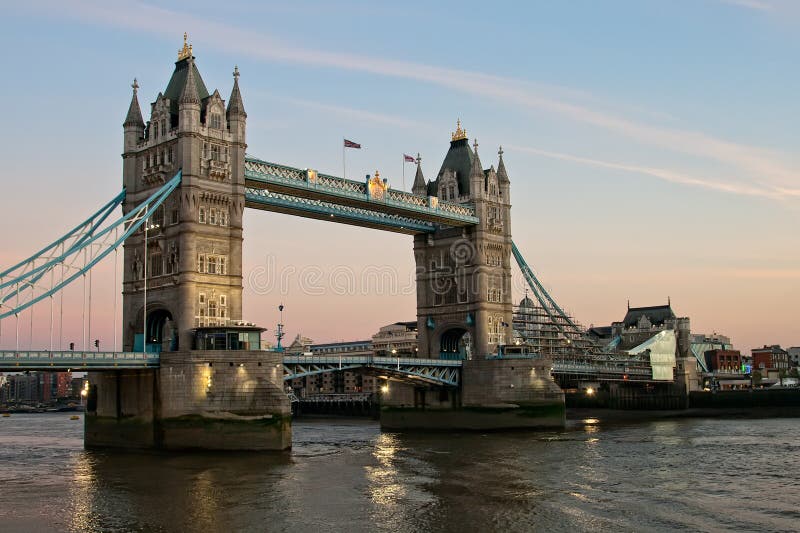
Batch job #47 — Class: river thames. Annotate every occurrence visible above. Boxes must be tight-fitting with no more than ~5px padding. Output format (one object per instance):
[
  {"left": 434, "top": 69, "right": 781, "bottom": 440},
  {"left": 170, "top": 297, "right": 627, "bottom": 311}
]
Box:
[{"left": 1, "top": 413, "right": 799, "bottom": 532}]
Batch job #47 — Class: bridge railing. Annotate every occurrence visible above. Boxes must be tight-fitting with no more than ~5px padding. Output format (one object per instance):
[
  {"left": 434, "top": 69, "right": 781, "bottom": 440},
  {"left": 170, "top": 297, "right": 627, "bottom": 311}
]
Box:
[
  {"left": 282, "top": 354, "right": 462, "bottom": 367},
  {"left": 244, "top": 157, "right": 477, "bottom": 223},
  {"left": 553, "top": 360, "right": 653, "bottom": 377},
  {"left": 0, "top": 351, "right": 160, "bottom": 367}
]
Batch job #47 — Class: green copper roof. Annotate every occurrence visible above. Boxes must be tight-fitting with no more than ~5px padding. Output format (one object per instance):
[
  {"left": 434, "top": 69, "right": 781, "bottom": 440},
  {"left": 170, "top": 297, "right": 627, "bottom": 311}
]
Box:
[
  {"left": 432, "top": 137, "right": 475, "bottom": 196},
  {"left": 163, "top": 57, "right": 210, "bottom": 115}
]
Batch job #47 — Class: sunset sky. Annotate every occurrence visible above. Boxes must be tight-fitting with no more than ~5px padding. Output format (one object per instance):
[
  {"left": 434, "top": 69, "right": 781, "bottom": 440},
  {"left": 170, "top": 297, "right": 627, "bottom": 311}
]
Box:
[{"left": 0, "top": 0, "right": 797, "bottom": 354}]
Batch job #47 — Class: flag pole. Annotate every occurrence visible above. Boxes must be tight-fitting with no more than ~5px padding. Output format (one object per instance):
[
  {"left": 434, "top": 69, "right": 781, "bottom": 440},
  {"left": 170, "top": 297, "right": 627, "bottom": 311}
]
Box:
[
  {"left": 342, "top": 137, "right": 345, "bottom": 180},
  {"left": 402, "top": 154, "right": 405, "bottom": 191}
]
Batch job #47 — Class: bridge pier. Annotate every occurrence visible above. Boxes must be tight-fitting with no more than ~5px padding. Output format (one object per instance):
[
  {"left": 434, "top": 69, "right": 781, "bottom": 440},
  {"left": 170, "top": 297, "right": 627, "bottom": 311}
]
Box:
[
  {"left": 85, "top": 351, "right": 291, "bottom": 451},
  {"left": 380, "top": 357, "right": 564, "bottom": 430}
]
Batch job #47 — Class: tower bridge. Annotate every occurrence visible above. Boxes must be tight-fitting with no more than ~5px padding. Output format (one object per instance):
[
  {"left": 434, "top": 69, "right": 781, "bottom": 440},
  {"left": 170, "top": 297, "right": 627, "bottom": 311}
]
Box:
[{"left": 0, "top": 37, "right": 686, "bottom": 450}]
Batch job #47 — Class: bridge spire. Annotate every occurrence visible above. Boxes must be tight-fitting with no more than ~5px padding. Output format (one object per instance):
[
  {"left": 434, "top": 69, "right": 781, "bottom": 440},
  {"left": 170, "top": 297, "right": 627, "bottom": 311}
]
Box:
[
  {"left": 497, "top": 145, "right": 509, "bottom": 184},
  {"left": 123, "top": 78, "right": 144, "bottom": 128},
  {"left": 227, "top": 65, "right": 246, "bottom": 118},
  {"left": 412, "top": 153, "right": 427, "bottom": 196},
  {"left": 179, "top": 56, "right": 201, "bottom": 105}
]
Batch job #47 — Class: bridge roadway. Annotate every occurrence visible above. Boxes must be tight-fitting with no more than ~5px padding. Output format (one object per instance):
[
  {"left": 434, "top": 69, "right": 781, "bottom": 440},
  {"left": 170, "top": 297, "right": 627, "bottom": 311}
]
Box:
[{"left": 0, "top": 351, "right": 665, "bottom": 385}]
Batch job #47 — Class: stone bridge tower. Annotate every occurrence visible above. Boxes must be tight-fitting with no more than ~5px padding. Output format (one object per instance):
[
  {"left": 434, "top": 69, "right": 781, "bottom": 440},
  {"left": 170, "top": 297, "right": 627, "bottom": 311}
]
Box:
[
  {"left": 121, "top": 35, "right": 247, "bottom": 351},
  {"left": 413, "top": 121, "right": 513, "bottom": 358}
]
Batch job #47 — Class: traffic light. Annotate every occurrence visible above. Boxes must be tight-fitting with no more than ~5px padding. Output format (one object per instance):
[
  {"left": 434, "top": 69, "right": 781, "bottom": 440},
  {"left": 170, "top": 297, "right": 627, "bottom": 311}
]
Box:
[
  {"left": 94, "top": 339, "right": 100, "bottom": 349},
  {"left": 69, "top": 342, "right": 74, "bottom": 351}
]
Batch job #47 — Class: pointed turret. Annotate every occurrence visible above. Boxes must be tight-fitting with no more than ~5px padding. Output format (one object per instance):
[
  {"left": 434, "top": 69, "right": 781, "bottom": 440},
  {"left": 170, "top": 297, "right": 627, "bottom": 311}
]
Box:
[
  {"left": 124, "top": 78, "right": 145, "bottom": 128},
  {"left": 497, "top": 146, "right": 509, "bottom": 184},
  {"left": 412, "top": 153, "right": 427, "bottom": 196},
  {"left": 469, "top": 139, "right": 483, "bottom": 179},
  {"left": 178, "top": 54, "right": 201, "bottom": 133},
  {"left": 227, "top": 66, "right": 246, "bottom": 118},
  {"left": 124, "top": 79, "right": 145, "bottom": 153},
  {"left": 179, "top": 57, "right": 201, "bottom": 105},
  {"left": 227, "top": 66, "right": 247, "bottom": 143},
  {"left": 469, "top": 138, "right": 485, "bottom": 200}
]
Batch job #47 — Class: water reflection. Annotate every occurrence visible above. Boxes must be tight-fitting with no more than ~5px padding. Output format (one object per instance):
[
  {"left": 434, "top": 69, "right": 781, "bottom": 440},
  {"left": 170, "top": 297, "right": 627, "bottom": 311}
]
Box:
[{"left": 4, "top": 414, "right": 800, "bottom": 532}]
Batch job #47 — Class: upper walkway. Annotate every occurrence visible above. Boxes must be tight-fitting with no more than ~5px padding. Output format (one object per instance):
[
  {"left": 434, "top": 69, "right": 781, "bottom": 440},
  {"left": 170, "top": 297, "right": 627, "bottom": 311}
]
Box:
[{"left": 244, "top": 156, "right": 479, "bottom": 234}]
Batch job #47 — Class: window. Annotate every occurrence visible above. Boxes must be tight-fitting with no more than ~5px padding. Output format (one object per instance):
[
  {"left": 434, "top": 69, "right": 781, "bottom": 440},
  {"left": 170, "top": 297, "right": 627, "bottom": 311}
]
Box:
[
  {"left": 220, "top": 295, "right": 227, "bottom": 307},
  {"left": 219, "top": 210, "right": 227, "bottom": 226},
  {"left": 210, "top": 144, "right": 220, "bottom": 161},
  {"left": 161, "top": 119, "right": 166, "bottom": 135},
  {"left": 208, "top": 300, "right": 217, "bottom": 318},
  {"left": 209, "top": 208, "right": 217, "bottom": 225},
  {"left": 207, "top": 256, "right": 217, "bottom": 274},
  {"left": 209, "top": 113, "right": 222, "bottom": 130},
  {"left": 154, "top": 122, "right": 159, "bottom": 139},
  {"left": 171, "top": 209, "right": 179, "bottom": 225},
  {"left": 198, "top": 254, "right": 206, "bottom": 273},
  {"left": 149, "top": 252, "right": 163, "bottom": 277},
  {"left": 198, "top": 207, "right": 206, "bottom": 224},
  {"left": 199, "top": 293, "right": 206, "bottom": 305},
  {"left": 219, "top": 257, "right": 226, "bottom": 275},
  {"left": 168, "top": 146, "right": 174, "bottom": 163}
]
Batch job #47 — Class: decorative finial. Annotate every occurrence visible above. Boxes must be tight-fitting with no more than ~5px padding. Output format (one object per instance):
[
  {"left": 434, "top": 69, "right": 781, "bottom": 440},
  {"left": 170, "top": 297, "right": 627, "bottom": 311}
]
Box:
[
  {"left": 498, "top": 145, "right": 504, "bottom": 157},
  {"left": 416, "top": 153, "right": 421, "bottom": 164},
  {"left": 132, "top": 78, "right": 139, "bottom": 94},
  {"left": 178, "top": 32, "right": 193, "bottom": 60},
  {"left": 233, "top": 65, "right": 240, "bottom": 80},
  {"left": 451, "top": 118, "right": 467, "bottom": 141},
  {"left": 374, "top": 170, "right": 380, "bottom": 180},
  {"left": 473, "top": 138, "right": 479, "bottom": 153}
]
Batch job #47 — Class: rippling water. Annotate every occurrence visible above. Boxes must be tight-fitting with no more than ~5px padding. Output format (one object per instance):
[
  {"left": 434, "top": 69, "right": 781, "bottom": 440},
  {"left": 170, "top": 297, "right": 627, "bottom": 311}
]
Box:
[{"left": 2, "top": 413, "right": 799, "bottom": 532}]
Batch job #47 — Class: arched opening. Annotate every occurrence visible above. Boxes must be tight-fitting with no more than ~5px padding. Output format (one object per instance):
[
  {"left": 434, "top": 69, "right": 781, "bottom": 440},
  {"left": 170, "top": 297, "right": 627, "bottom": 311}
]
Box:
[
  {"left": 146, "top": 308, "right": 175, "bottom": 353},
  {"left": 439, "top": 328, "right": 472, "bottom": 360}
]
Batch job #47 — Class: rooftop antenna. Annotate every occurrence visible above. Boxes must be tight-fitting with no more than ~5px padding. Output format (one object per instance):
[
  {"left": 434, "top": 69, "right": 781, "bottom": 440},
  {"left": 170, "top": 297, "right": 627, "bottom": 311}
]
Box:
[{"left": 275, "top": 303, "right": 285, "bottom": 352}]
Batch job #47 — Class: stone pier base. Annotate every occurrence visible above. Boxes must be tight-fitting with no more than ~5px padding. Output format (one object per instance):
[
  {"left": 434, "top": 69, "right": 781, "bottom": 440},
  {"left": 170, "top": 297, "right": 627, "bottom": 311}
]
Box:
[
  {"left": 380, "top": 357, "right": 565, "bottom": 431},
  {"left": 85, "top": 350, "right": 291, "bottom": 451}
]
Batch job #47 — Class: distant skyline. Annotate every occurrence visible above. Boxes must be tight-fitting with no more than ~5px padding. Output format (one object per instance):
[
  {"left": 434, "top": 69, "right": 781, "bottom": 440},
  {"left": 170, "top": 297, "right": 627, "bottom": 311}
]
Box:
[{"left": 0, "top": 0, "right": 797, "bottom": 354}]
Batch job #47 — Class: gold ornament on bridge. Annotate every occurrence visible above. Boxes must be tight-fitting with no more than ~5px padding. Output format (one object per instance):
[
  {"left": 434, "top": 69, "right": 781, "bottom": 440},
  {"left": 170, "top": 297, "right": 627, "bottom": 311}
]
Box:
[
  {"left": 451, "top": 119, "right": 467, "bottom": 141},
  {"left": 178, "top": 32, "right": 193, "bottom": 61},
  {"left": 368, "top": 170, "right": 389, "bottom": 200}
]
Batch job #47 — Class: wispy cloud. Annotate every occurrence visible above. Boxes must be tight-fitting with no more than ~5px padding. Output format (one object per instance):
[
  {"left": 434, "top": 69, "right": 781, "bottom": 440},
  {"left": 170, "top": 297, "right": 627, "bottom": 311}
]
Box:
[
  {"left": 719, "top": 0, "right": 776, "bottom": 11},
  {"left": 265, "top": 94, "right": 427, "bottom": 130},
  {"left": 20, "top": 0, "right": 800, "bottom": 201},
  {"left": 507, "top": 144, "right": 790, "bottom": 200}
]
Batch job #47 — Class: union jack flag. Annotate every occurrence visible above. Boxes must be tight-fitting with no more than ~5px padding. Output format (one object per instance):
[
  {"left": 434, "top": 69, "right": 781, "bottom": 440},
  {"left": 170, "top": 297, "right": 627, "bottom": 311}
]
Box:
[
  {"left": 404, "top": 154, "right": 416, "bottom": 163},
  {"left": 344, "top": 139, "right": 361, "bottom": 149}
]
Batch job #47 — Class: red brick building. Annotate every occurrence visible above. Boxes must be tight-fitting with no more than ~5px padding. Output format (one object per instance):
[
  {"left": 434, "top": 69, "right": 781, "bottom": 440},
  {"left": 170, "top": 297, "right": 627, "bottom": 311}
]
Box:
[
  {"left": 752, "top": 345, "right": 789, "bottom": 372},
  {"left": 704, "top": 349, "right": 742, "bottom": 373}
]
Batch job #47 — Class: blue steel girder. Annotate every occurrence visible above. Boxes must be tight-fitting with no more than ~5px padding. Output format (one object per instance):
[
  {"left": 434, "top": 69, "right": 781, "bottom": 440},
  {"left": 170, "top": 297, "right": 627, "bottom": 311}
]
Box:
[
  {"left": 282, "top": 355, "right": 461, "bottom": 387},
  {"left": 0, "top": 172, "right": 182, "bottom": 319},
  {"left": 244, "top": 156, "right": 479, "bottom": 230},
  {"left": 0, "top": 351, "right": 160, "bottom": 371},
  {"left": 245, "top": 188, "right": 436, "bottom": 234}
]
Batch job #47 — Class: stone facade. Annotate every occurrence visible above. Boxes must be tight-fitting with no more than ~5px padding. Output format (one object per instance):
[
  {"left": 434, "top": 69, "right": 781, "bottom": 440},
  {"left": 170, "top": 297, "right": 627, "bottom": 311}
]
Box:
[
  {"left": 413, "top": 129, "right": 513, "bottom": 359},
  {"left": 121, "top": 42, "right": 247, "bottom": 352}
]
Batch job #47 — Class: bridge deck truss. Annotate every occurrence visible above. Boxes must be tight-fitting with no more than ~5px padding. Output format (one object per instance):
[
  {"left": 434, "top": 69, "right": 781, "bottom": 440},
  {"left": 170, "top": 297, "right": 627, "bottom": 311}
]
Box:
[{"left": 282, "top": 355, "right": 461, "bottom": 387}]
